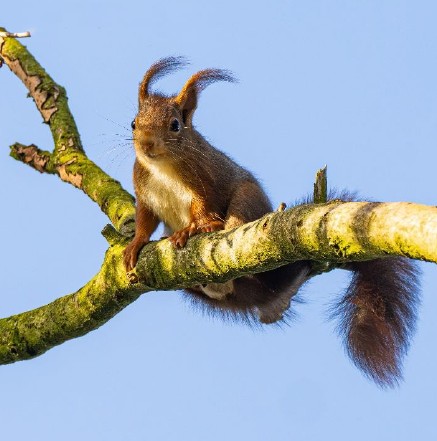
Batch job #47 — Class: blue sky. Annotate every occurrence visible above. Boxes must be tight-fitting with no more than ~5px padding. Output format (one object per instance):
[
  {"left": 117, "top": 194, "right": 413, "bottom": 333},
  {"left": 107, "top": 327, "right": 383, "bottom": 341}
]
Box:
[{"left": 2, "top": 1, "right": 437, "bottom": 440}]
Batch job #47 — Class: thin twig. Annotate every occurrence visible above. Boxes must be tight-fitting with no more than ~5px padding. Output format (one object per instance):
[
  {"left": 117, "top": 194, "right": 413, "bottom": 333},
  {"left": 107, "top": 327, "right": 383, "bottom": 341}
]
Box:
[{"left": 0, "top": 31, "right": 31, "bottom": 38}]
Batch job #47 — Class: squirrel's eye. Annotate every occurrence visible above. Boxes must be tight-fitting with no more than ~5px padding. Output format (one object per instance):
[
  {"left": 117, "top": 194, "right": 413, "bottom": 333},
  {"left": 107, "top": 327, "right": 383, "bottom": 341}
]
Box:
[
  {"left": 170, "top": 118, "right": 181, "bottom": 133},
  {"left": 131, "top": 120, "right": 136, "bottom": 130}
]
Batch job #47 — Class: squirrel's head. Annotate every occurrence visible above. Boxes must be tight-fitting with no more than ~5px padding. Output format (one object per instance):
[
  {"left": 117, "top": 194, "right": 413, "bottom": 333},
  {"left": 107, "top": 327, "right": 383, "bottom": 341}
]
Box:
[{"left": 132, "top": 56, "right": 236, "bottom": 162}]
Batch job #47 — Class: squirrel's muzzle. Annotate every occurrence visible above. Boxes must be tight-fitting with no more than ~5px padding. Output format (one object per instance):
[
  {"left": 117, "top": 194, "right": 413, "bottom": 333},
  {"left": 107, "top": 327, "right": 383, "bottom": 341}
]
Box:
[{"left": 135, "top": 131, "right": 165, "bottom": 159}]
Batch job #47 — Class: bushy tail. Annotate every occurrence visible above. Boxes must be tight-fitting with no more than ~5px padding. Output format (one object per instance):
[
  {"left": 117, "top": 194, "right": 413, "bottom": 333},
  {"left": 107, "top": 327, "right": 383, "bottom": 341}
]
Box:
[{"left": 332, "top": 257, "right": 420, "bottom": 387}]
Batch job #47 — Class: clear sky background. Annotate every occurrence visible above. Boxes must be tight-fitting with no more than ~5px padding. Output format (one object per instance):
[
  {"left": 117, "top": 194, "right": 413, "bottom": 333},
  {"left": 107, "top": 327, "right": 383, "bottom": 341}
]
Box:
[{"left": 2, "top": 1, "right": 437, "bottom": 440}]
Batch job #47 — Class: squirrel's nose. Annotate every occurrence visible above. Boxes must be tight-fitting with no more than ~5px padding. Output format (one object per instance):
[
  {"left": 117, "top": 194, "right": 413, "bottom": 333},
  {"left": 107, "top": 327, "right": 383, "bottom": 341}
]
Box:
[{"left": 137, "top": 131, "right": 155, "bottom": 150}]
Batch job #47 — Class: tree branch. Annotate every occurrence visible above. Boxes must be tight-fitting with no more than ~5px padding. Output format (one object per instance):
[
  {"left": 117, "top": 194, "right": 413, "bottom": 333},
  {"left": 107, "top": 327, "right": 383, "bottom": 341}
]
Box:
[
  {"left": 0, "top": 30, "right": 30, "bottom": 38},
  {"left": 1, "top": 28, "right": 436, "bottom": 365},
  {"left": 1, "top": 198, "right": 435, "bottom": 364},
  {"left": 0, "top": 241, "right": 147, "bottom": 364},
  {"left": 0, "top": 28, "right": 135, "bottom": 235},
  {"left": 313, "top": 165, "right": 328, "bottom": 204},
  {"left": 133, "top": 200, "right": 437, "bottom": 287}
]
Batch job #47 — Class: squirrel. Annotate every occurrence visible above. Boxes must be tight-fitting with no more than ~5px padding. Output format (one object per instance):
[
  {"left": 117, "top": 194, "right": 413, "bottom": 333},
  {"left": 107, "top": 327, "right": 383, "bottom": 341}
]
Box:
[{"left": 123, "top": 56, "right": 420, "bottom": 388}]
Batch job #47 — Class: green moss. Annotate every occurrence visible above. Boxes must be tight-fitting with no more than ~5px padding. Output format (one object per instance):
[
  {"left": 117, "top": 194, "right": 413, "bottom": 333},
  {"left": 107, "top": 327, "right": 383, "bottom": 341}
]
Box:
[
  {"left": 0, "top": 245, "right": 148, "bottom": 365},
  {"left": 2, "top": 35, "right": 83, "bottom": 151}
]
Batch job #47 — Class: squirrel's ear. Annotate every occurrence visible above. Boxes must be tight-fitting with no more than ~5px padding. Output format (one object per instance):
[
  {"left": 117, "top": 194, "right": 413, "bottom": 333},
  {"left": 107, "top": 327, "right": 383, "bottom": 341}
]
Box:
[
  {"left": 175, "top": 69, "right": 236, "bottom": 127},
  {"left": 139, "top": 56, "right": 188, "bottom": 103}
]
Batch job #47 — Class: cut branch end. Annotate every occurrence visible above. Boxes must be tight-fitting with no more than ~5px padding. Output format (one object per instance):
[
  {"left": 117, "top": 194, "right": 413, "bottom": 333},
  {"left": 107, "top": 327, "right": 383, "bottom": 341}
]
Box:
[
  {"left": 0, "top": 31, "right": 31, "bottom": 38},
  {"left": 314, "top": 165, "right": 328, "bottom": 203}
]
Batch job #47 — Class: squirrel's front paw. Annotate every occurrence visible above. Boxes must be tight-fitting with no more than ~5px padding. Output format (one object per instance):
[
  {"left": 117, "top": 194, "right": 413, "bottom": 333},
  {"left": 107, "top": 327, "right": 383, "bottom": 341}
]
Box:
[
  {"left": 169, "top": 220, "right": 225, "bottom": 248},
  {"left": 124, "top": 238, "right": 149, "bottom": 272},
  {"left": 169, "top": 223, "right": 197, "bottom": 248}
]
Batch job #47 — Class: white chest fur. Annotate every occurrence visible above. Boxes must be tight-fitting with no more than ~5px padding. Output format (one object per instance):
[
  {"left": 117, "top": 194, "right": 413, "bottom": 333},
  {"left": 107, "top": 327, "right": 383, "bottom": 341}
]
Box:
[{"left": 139, "top": 159, "right": 193, "bottom": 232}]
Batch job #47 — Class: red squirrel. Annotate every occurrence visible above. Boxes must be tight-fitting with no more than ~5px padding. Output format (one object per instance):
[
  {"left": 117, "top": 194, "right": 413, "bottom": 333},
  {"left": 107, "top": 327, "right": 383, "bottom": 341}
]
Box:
[{"left": 123, "top": 57, "right": 420, "bottom": 387}]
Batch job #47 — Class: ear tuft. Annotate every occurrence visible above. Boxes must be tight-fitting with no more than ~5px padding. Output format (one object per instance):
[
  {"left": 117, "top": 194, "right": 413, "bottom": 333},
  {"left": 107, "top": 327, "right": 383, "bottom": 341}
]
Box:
[
  {"left": 175, "top": 68, "right": 237, "bottom": 126},
  {"left": 185, "top": 69, "right": 237, "bottom": 93},
  {"left": 139, "top": 56, "right": 189, "bottom": 102}
]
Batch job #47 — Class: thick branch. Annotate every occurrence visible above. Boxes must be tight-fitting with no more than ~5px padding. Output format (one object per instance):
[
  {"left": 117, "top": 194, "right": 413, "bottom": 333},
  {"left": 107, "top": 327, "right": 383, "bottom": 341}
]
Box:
[
  {"left": 0, "top": 200, "right": 435, "bottom": 364},
  {"left": 132, "top": 200, "right": 437, "bottom": 288},
  {"left": 0, "top": 240, "right": 148, "bottom": 364}
]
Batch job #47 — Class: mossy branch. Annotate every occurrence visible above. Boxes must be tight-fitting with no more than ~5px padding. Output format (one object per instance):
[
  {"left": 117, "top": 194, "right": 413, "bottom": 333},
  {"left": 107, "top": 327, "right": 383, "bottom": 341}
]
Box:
[
  {"left": 132, "top": 200, "right": 437, "bottom": 287},
  {"left": 1, "top": 198, "right": 436, "bottom": 364},
  {"left": 0, "top": 242, "right": 147, "bottom": 364},
  {"left": 0, "top": 28, "right": 135, "bottom": 235},
  {"left": 1, "top": 29, "right": 436, "bottom": 365}
]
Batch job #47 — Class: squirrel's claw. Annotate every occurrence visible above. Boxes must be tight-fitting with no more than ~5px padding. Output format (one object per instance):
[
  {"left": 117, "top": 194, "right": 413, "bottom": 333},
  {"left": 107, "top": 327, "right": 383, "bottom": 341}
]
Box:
[
  {"left": 169, "top": 223, "right": 197, "bottom": 248},
  {"left": 169, "top": 220, "right": 225, "bottom": 248},
  {"left": 198, "top": 220, "right": 225, "bottom": 233},
  {"left": 123, "top": 237, "right": 149, "bottom": 272}
]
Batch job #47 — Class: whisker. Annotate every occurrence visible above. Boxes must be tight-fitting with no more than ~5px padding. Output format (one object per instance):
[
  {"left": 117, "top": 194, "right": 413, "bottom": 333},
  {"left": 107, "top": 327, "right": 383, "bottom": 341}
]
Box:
[{"left": 95, "top": 113, "right": 132, "bottom": 132}]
